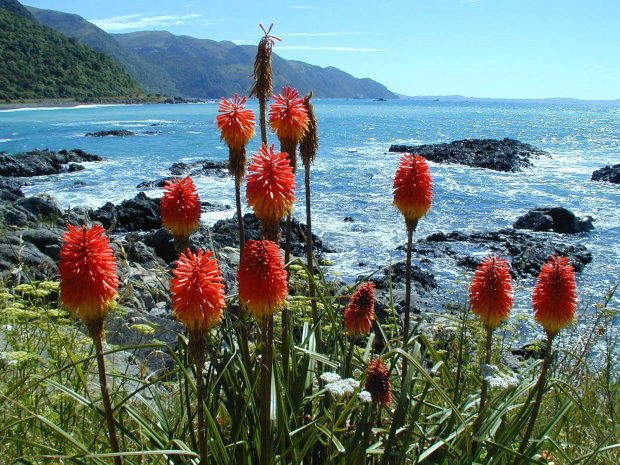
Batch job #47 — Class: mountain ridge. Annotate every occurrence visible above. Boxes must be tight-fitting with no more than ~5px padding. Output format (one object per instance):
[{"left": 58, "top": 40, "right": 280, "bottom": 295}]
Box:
[{"left": 26, "top": 5, "right": 396, "bottom": 99}]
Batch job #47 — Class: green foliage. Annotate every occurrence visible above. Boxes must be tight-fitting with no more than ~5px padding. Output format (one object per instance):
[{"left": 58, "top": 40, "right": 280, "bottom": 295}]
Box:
[
  {"left": 0, "top": 8, "right": 143, "bottom": 101},
  {"left": 0, "top": 269, "right": 618, "bottom": 464},
  {"left": 27, "top": 6, "right": 180, "bottom": 96}
]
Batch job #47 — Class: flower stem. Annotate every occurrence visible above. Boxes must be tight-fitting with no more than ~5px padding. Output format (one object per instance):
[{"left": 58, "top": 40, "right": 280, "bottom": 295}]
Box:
[
  {"left": 235, "top": 179, "right": 245, "bottom": 253},
  {"left": 260, "top": 316, "right": 274, "bottom": 465},
  {"left": 402, "top": 224, "right": 415, "bottom": 379},
  {"left": 89, "top": 320, "right": 122, "bottom": 465},
  {"left": 304, "top": 161, "right": 322, "bottom": 355},
  {"left": 512, "top": 335, "right": 555, "bottom": 464},
  {"left": 479, "top": 328, "right": 493, "bottom": 414},
  {"left": 196, "top": 363, "right": 208, "bottom": 464}
]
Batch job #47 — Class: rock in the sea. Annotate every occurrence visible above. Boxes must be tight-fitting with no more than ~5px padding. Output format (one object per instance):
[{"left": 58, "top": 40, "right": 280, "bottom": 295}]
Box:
[
  {"left": 85, "top": 130, "right": 135, "bottom": 137},
  {"left": 591, "top": 164, "right": 620, "bottom": 184},
  {"left": 421, "top": 228, "right": 591, "bottom": 276},
  {"left": 389, "top": 138, "right": 548, "bottom": 172},
  {"left": 169, "top": 160, "right": 229, "bottom": 177},
  {"left": 137, "top": 160, "right": 230, "bottom": 187},
  {"left": 513, "top": 207, "right": 594, "bottom": 234},
  {"left": 0, "top": 149, "right": 103, "bottom": 177}
]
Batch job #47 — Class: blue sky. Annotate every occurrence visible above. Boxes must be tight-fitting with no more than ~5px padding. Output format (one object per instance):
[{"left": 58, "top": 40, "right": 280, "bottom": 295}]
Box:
[{"left": 22, "top": 0, "right": 620, "bottom": 100}]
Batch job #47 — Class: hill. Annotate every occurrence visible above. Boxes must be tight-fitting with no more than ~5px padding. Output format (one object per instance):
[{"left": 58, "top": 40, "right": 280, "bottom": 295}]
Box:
[
  {"left": 26, "top": 5, "right": 396, "bottom": 99},
  {"left": 26, "top": 6, "right": 178, "bottom": 96},
  {"left": 0, "top": 0, "right": 142, "bottom": 101}
]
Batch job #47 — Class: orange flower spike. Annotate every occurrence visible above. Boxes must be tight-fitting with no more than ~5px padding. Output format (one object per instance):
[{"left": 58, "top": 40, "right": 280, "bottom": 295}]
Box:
[
  {"left": 217, "top": 94, "right": 256, "bottom": 151},
  {"left": 238, "top": 240, "right": 288, "bottom": 320},
  {"left": 246, "top": 143, "right": 296, "bottom": 222},
  {"left": 470, "top": 255, "right": 514, "bottom": 331},
  {"left": 161, "top": 176, "right": 201, "bottom": 240},
  {"left": 59, "top": 224, "right": 119, "bottom": 325},
  {"left": 393, "top": 154, "right": 434, "bottom": 228},
  {"left": 533, "top": 255, "right": 578, "bottom": 335},
  {"left": 344, "top": 282, "right": 376, "bottom": 336},
  {"left": 365, "top": 358, "right": 392, "bottom": 405},
  {"left": 269, "top": 86, "right": 309, "bottom": 144},
  {"left": 171, "top": 249, "right": 226, "bottom": 332}
]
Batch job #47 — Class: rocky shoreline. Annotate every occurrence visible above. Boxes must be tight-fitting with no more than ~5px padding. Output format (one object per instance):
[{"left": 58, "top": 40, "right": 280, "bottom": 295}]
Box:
[{"left": 0, "top": 146, "right": 600, "bottom": 372}]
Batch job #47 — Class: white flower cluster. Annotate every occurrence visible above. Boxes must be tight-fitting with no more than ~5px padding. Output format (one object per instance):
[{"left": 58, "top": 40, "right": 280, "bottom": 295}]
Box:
[
  {"left": 320, "top": 372, "right": 361, "bottom": 400},
  {"left": 481, "top": 364, "right": 521, "bottom": 390},
  {"left": 357, "top": 390, "right": 372, "bottom": 403}
]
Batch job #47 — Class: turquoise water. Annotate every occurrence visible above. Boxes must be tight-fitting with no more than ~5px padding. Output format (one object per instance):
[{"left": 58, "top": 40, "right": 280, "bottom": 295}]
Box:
[{"left": 1, "top": 99, "right": 619, "bottom": 332}]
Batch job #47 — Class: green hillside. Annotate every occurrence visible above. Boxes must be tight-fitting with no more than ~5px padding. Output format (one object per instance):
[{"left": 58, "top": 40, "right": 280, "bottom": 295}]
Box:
[
  {"left": 0, "top": 3, "right": 142, "bottom": 101},
  {"left": 114, "top": 31, "right": 396, "bottom": 99},
  {"left": 26, "top": 6, "right": 178, "bottom": 96}
]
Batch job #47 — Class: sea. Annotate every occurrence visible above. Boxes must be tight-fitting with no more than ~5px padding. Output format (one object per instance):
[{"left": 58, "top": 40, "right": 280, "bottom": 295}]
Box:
[{"left": 1, "top": 99, "right": 619, "bottom": 344}]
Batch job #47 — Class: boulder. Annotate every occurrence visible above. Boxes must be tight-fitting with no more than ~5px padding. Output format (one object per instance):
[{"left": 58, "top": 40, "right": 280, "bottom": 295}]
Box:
[
  {"left": 591, "top": 164, "right": 620, "bottom": 184},
  {"left": 89, "top": 192, "right": 161, "bottom": 232},
  {"left": 16, "top": 195, "right": 63, "bottom": 220},
  {"left": 389, "top": 138, "right": 548, "bottom": 172},
  {"left": 513, "top": 207, "right": 594, "bottom": 234},
  {"left": 85, "top": 130, "right": 135, "bottom": 137},
  {"left": 421, "top": 228, "right": 591, "bottom": 276},
  {"left": 0, "top": 149, "right": 103, "bottom": 177}
]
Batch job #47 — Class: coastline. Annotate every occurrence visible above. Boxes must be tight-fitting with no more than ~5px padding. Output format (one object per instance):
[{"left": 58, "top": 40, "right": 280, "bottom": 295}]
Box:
[{"left": 0, "top": 95, "right": 174, "bottom": 112}]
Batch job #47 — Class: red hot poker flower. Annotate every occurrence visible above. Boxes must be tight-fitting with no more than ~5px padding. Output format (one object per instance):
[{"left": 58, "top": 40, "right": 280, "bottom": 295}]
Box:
[
  {"left": 533, "top": 255, "right": 578, "bottom": 335},
  {"left": 238, "top": 240, "right": 288, "bottom": 320},
  {"left": 269, "top": 86, "right": 309, "bottom": 145},
  {"left": 161, "top": 177, "right": 201, "bottom": 242},
  {"left": 171, "top": 249, "right": 226, "bottom": 332},
  {"left": 246, "top": 143, "right": 296, "bottom": 222},
  {"left": 344, "top": 282, "right": 376, "bottom": 336},
  {"left": 393, "top": 154, "right": 434, "bottom": 229},
  {"left": 217, "top": 94, "right": 256, "bottom": 151},
  {"left": 470, "top": 255, "right": 514, "bottom": 331},
  {"left": 365, "top": 358, "right": 392, "bottom": 405},
  {"left": 59, "top": 225, "right": 118, "bottom": 325}
]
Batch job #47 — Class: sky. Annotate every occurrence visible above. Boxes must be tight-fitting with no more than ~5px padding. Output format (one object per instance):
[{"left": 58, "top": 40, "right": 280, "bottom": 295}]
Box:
[{"left": 21, "top": 0, "right": 620, "bottom": 100}]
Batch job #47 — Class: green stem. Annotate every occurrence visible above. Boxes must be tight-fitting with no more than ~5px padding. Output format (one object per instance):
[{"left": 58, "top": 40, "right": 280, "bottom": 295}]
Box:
[
  {"left": 260, "top": 316, "right": 274, "bottom": 465},
  {"left": 512, "top": 335, "right": 555, "bottom": 464},
  {"left": 345, "top": 337, "right": 356, "bottom": 378},
  {"left": 90, "top": 321, "right": 122, "bottom": 465},
  {"left": 401, "top": 225, "right": 414, "bottom": 379},
  {"left": 196, "top": 360, "right": 208, "bottom": 465},
  {"left": 235, "top": 179, "right": 245, "bottom": 253},
  {"left": 479, "top": 328, "right": 493, "bottom": 414},
  {"left": 304, "top": 161, "right": 322, "bottom": 355}
]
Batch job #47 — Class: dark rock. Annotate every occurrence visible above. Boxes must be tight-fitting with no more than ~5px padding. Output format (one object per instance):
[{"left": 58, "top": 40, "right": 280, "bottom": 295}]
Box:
[
  {"left": 169, "top": 160, "right": 229, "bottom": 177},
  {"left": 16, "top": 195, "right": 63, "bottom": 219},
  {"left": 389, "top": 138, "right": 548, "bottom": 172},
  {"left": 591, "top": 164, "right": 620, "bottom": 184},
  {"left": 136, "top": 177, "right": 175, "bottom": 188},
  {"left": 513, "top": 207, "right": 594, "bottom": 234},
  {"left": 344, "top": 216, "right": 355, "bottom": 222},
  {"left": 0, "top": 205, "right": 33, "bottom": 227},
  {"left": 512, "top": 341, "right": 548, "bottom": 360},
  {"left": 66, "top": 163, "right": 84, "bottom": 172},
  {"left": 85, "top": 130, "right": 135, "bottom": 137},
  {"left": 143, "top": 228, "right": 176, "bottom": 263},
  {"left": 0, "top": 149, "right": 103, "bottom": 177},
  {"left": 418, "top": 228, "right": 592, "bottom": 277},
  {"left": 15, "top": 228, "right": 64, "bottom": 258},
  {"left": 0, "top": 235, "right": 56, "bottom": 281},
  {"left": 211, "top": 213, "right": 334, "bottom": 258},
  {"left": 89, "top": 193, "right": 161, "bottom": 232}
]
